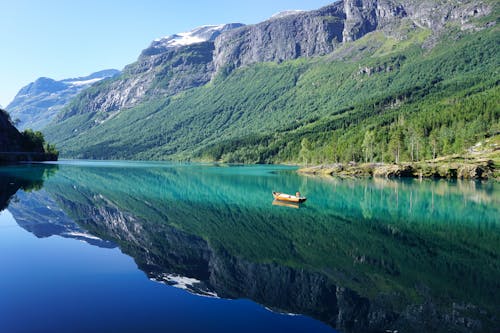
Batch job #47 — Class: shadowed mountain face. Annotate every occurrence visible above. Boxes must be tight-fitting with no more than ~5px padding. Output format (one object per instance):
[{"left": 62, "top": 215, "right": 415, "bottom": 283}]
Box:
[{"left": 5, "top": 163, "right": 497, "bottom": 333}]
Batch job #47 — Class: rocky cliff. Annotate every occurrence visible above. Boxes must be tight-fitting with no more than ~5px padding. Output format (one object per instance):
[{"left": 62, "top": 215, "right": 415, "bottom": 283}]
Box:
[
  {"left": 0, "top": 108, "right": 59, "bottom": 162},
  {"left": 213, "top": 5, "right": 345, "bottom": 73},
  {"left": 7, "top": 69, "right": 119, "bottom": 130},
  {"left": 214, "top": 0, "right": 492, "bottom": 72}
]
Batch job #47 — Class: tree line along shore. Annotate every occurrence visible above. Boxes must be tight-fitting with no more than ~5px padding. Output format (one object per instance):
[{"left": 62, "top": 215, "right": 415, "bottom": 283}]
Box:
[{"left": 298, "top": 136, "right": 499, "bottom": 180}]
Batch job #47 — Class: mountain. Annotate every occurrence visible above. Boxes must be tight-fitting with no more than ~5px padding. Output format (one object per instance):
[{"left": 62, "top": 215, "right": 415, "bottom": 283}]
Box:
[
  {"left": 7, "top": 69, "right": 120, "bottom": 130},
  {"left": 51, "top": 24, "right": 243, "bottom": 123},
  {"left": 43, "top": 0, "right": 499, "bottom": 163}
]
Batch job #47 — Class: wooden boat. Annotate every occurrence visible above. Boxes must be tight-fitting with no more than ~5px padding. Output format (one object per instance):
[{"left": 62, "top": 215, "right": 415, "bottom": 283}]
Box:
[
  {"left": 272, "top": 200, "right": 300, "bottom": 209},
  {"left": 272, "top": 191, "right": 307, "bottom": 203}
]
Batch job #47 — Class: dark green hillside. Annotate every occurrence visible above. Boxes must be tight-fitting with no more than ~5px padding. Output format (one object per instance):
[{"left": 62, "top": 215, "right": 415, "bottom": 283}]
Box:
[
  {"left": 0, "top": 108, "right": 58, "bottom": 162},
  {"left": 45, "top": 22, "right": 499, "bottom": 163}
]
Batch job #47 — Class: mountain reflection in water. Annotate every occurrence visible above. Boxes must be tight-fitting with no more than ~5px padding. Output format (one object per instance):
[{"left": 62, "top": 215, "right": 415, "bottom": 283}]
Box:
[{"left": 1, "top": 162, "right": 498, "bottom": 333}]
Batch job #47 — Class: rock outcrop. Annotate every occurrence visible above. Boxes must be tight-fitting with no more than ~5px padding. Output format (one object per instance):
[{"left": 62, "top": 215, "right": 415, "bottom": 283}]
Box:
[
  {"left": 0, "top": 108, "right": 58, "bottom": 162},
  {"left": 298, "top": 158, "right": 496, "bottom": 180}
]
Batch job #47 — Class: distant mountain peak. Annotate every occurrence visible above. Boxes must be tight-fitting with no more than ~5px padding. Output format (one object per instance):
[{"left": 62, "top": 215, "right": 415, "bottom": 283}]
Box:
[{"left": 7, "top": 69, "right": 120, "bottom": 130}]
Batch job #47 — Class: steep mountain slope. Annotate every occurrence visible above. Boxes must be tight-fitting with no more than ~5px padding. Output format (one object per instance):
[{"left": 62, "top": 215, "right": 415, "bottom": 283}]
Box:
[
  {"left": 7, "top": 69, "right": 119, "bottom": 130},
  {"left": 44, "top": 0, "right": 499, "bottom": 163}
]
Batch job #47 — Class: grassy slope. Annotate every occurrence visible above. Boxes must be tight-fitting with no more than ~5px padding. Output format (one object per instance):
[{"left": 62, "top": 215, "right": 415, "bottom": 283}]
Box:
[{"left": 45, "top": 20, "right": 500, "bottom": 163}]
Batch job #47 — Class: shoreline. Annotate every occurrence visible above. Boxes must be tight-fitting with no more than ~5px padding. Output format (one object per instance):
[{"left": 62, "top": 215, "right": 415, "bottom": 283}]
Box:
[
  {"left": 298, "top": 156, "right": 498, "bottom": 181},
  {"left": 0, "top": 152, "right": 58, "bottom": 164}
]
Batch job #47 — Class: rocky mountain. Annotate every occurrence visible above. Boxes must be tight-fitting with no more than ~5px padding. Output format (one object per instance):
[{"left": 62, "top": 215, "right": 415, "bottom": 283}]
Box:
[
  {"left": 7, "top": 69, "right": 119, "bottom": 130},
  {"left": 43, "top": 0, "right": 498, "bottom": 162},
  {"left": 55, "top": 24, "right": 243, "bottom": 122}
]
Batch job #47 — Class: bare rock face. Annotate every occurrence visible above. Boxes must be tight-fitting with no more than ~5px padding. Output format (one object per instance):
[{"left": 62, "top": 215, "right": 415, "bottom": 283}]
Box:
[
  {"left": 342, "top": 0, "right": 408, "bottom": 42},
  {"left": 342, "top": 0, "right": 491, "bottom": 40},
  {"left": 212, "top": 0, "right": 491, "bottom": 75},
  {"left": 213, "top": 3, "right": 346, "bottom": 74},
  {"left": 401, "top": 0, "right": 492, "bottom": 30}
]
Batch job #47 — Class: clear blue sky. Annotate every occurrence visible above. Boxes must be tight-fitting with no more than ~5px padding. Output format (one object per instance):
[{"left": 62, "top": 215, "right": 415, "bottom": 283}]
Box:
[{"left": 0, "top": 0, "right": 335, "bottom": 107}]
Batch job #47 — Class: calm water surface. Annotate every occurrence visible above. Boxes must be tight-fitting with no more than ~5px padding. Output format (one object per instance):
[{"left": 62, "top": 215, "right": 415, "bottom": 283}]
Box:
[{"left": 0, "top": 161, "right": 498, "bottom": 333}]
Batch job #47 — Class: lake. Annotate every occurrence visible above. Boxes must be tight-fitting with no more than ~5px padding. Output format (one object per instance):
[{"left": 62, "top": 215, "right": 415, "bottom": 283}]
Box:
[{"left": 0, "top": 161, "right": 498, "bottom": 333}]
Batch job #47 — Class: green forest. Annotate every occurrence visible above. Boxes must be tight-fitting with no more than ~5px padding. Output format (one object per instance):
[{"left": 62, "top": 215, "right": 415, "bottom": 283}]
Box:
[
  {"left": 0, "top": 108, "right": 58, "bottom": 157},
  {"left": 44, "top": 22, "right": 499, "bottom": 165}
]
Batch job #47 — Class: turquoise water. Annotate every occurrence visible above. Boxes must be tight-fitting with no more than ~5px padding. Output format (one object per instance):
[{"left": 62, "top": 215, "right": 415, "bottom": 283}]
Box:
[{"left": 0, "top": 161, "right": 499, "bottom": 333}]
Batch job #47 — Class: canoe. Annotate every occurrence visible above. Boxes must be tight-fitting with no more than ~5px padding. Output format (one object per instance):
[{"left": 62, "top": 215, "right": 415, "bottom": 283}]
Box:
[{"left": 272, "top": 191, "right": 307, "bottom": 203}]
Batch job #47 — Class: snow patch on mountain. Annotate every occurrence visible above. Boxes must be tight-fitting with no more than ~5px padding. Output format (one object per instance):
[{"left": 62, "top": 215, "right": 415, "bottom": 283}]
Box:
[
  {"left": 270, "top": 10, "right": 305, "bottom": 19},
  {"left": 150, "top": 23, "right": 244, "bottom": 51},
  {"left": 67, "top": 77, "right": 105, "bottom": 86},
  {"left": 155, "top": 24, "right": 225, "bottom": 46}
]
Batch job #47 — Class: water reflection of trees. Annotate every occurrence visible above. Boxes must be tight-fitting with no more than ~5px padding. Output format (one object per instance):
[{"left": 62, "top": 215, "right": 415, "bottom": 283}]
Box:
[
  {"left": 318, "top": 177, "right": 499, "bottom": 228},
  {"left": 0, "top": 164, "right": 59, "bottom": 211}
]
